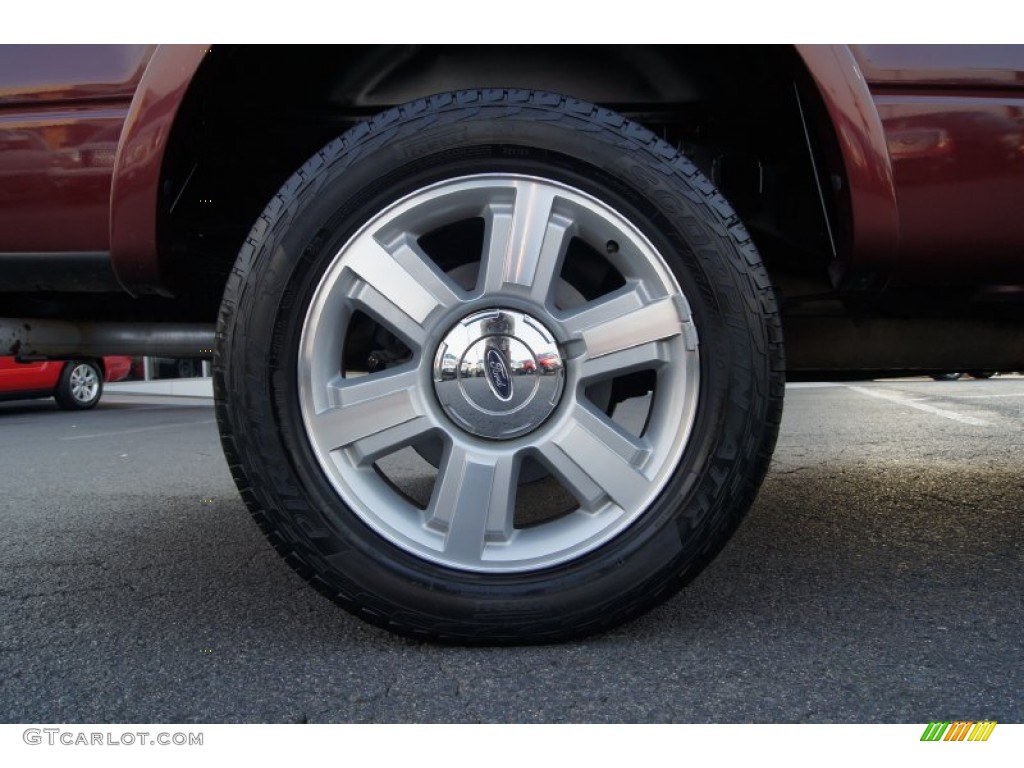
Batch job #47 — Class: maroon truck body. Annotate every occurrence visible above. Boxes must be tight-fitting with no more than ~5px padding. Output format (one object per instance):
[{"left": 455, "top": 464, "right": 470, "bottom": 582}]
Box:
[
  {"left": 2, "top": 45, "right": 1022, "bottom": 642},
  {"left": 3, "top": 45, "right": 1024, "bottom": 297}
]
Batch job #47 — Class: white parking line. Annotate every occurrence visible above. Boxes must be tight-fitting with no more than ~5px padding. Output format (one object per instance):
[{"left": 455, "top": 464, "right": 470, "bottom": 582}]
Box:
[
  {"left": 60, "top": 419, "right": 216, "bottom": 441},
  {"left": 937, "top": 393, "right": 1024, "bottom": 399},
  {"left": 845, "top": 386, "right": 990, "bottom": 426}
]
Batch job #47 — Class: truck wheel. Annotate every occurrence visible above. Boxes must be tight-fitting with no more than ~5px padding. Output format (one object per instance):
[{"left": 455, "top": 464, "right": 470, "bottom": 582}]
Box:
[
  {"left": 215, "top": 90, "right": 784, "bottom": 643},
  {"left": 54, "top": 360, "right": 103, "bottom": 410}
]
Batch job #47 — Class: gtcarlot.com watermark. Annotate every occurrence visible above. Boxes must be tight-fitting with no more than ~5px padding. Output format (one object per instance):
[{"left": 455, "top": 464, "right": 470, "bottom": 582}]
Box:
[{"left": 23, "top": 728, "right": 203, "bottom": 747}]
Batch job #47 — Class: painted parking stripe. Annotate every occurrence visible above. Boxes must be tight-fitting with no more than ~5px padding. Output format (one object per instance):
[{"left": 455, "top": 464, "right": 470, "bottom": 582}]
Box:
[
  {"left": 936, "top": 393, "right": 1024, "bottom": 399},
  {"left": 845, "top": 386, "right": 990, "bottom": 426},
  {"left": 60, "top": 419, "right": 216, "bottom": 441}
]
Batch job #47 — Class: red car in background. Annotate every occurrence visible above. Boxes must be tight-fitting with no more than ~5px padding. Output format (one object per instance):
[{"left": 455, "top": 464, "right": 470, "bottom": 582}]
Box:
[{"left": 0, "top": 356, "right": 132, "bottom": 410}]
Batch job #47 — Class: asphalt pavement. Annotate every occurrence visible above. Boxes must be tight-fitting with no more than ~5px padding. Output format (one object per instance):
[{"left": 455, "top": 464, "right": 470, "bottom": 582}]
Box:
[{"left": 0, "top": 378, "right": 1020, "bottom": 723}]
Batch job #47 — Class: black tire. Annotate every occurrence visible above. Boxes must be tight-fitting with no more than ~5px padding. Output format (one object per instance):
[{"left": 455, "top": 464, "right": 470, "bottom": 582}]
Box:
[
  {"left": 215, "top": 89, "right": 784, "bottom": 644},
  {"left": 54, "top": 360, "right": 103, "bottom": 410},
  {"left": 967, "top": 371, "right": 995, "bottom": 379},
  {"left": 931, "top": 373, "right": 963, "bottom": 381}
]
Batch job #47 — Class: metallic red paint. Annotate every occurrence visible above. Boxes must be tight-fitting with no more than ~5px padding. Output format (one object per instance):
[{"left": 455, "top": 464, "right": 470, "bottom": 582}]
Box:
[
  {"left": 0, "top": 111, "right": 125, "bottom": 251},
  {"left": 103, "top": 355, "right": 133, "bottom": 382},
  {"left": 878, "top": 96, "right": 1024, "bottom": 282},
  {"left": 852, "top": 45, "right": 1024, "bottom": 89},
  {"left": 0, "top": 46, "right": 153, "bottom": 254},
  {"left": 797, "top": 45, "right": 900, "bottom": 271},
  {"left": 0, "top": 355, "right": 134, "bottom": 400},
  {"left": 0, "top": 356, "right": 62, "bottom": 394},
  {"left": 3, "top": 45, "right": 1024, "bottom": 296},
  {"left": 797, "top": 45, "right": 1024, "bottom": 283},
  {"left": 109, "top": 45, "right": 209, "bottom": 294}
]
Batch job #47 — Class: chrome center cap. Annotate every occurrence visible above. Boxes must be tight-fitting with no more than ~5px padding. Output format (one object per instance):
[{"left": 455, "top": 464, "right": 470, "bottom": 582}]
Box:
[{"left": 433, "top": 309, "right": 565, "bottom": 440}]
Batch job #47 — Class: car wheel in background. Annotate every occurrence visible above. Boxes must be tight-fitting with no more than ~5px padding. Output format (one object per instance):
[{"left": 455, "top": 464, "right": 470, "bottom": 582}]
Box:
[
  {"left": 54, "top": 360, "right": 103, "bottom": 410},
  {"left": 177, "top": 359, "right": 199, "bottom": 378},
  {"left": 215, "top": 90, "right": 784, "bottom": 643}
]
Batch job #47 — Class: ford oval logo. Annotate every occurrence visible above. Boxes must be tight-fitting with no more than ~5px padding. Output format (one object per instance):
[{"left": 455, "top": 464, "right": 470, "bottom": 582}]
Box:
[{"left": 485, "top": 348, "right": 513, "bottom": 402}]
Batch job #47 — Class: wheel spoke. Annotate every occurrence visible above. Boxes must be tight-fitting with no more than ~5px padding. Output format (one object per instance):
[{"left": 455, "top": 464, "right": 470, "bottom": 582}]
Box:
[
  {"left": 345, "top": 416, "right": 435, "bottom": 467},
  {"left": 540, "top": 404, "right": 651, "bottom": 512},
  {"left": 580, "top": 340, "right": 671, "bottom": 382},
  {"left": 381, "top": 233, "right": 463, "bottom": 309},
  {"left": 563, "top": 289, "right": 690, "bottom": 362},
  {"left": 311, "top": 369, "right": 424, "bottom": 455},
  {"left": 480, "top": 180, "right": 573, "bottom": 302},
  {"left": 428, "top": 445, "right": 518, "bottom": 563},
  {"left": 345, "top": 236, "right": 459, "bottom": 347}
]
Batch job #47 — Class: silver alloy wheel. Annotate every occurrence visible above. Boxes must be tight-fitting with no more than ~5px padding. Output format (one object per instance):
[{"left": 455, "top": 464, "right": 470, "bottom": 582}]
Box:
[
  {"left": 69, "top": 363, "right": 100, "bottom": 404},
  {"left": 298, "top": 174, "right": 701, "bottom": 573}
]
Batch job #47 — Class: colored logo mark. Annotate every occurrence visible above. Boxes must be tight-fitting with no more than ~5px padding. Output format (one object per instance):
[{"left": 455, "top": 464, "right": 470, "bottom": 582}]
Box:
[
  {"left": 920, "top": 721, "right": 997, "bottom": 742},
  {"left": 485, "top": 347, "right": 513, "bottom": 401}
]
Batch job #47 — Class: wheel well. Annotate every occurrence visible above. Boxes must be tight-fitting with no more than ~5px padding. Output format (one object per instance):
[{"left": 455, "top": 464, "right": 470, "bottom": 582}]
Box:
[
  {"left": 157, "top": 44, "right": 842, "bottom": 317},
  {"left": 64, "top": 358, "right": 105, "bottom": 377}
]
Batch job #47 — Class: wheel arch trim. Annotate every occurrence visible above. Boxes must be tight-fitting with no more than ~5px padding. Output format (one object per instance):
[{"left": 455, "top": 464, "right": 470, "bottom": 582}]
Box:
[
  {"left": 795, "top": 44, "right": 900, "bottom": 269},
  {"left": 108, "top": 45, "right": 902, "bottom": 293},
  {"left": 109, "top": 44, "right": 209, "bottom": 296}
]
